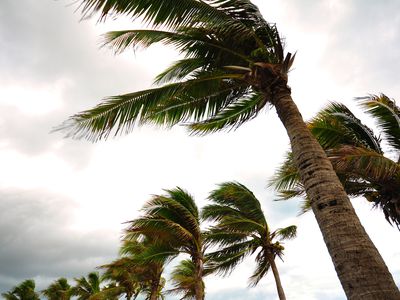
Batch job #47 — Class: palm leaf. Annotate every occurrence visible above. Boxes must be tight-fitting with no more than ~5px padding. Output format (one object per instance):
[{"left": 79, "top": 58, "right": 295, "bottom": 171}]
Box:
[
  {"left": 59, "top": 72, "right": 244, "bottom": 141},
  {"left": 310, "top": 102, "right": 382, "bottom": 152},
  {"left": 273, "top": 225, "right": 297, "bottom": 240},
  {"left": 328, "top": 146, "right": 399, "bottom": 183},
  {"left": 358, "top": 94, "right": 400, "bottom": 154}
]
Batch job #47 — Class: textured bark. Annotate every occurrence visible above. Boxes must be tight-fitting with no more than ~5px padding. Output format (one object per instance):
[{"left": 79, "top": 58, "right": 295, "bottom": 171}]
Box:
[
  {"left": 194, "top": 254, "right": 205, "bottom": 300},
  {"left": 148, "top": 277, "right": 160, "bottom": 300},
  {"left": 271, "top": 86, "right": 400, "bottom": 299},
  {"left": 268, "top": 255, "right": 286, "bottom": 300}
]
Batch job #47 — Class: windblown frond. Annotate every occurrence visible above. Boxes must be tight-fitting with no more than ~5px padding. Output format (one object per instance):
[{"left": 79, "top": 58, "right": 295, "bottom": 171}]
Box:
[{"left": 358, "top": 94, "right": 400, "bottom": 153}]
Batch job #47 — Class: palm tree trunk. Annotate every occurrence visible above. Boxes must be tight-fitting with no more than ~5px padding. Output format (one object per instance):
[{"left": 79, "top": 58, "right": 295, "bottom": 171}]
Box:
[
  {"left": 268, "top": 255, "right": 286, "bottom": 300},
  {"left": 149, "top": 277, "right": 160, "bottom": 300},
  {"left": 194, "top": 255, "right": 205, "bottom": 300},
  {"left": 271, "top": 86, "right": 400, "bottom": 299}
]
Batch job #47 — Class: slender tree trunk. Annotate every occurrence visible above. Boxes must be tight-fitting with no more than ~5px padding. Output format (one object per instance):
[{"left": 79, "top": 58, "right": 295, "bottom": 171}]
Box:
[
  {"left": 149, "top": 277, "right": 160, "bottom": 300},
  {"left": 268, "top": 255, "right": 286, "bottom": 300},
  {"left": 271, "top": 85, "right": 400, "bottom": 299},
  {"left": 193, "top": 254, "right": 205, "bottom": 300}
]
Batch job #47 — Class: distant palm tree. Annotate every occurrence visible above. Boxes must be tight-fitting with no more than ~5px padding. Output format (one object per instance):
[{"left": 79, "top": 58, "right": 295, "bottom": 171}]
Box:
[
  {"left": 62, "top": 1, "right": 400, "bottom": 297},
  {"left": 271, "top": 95, "right": 400, "bottom": 228},
  {"left": 1, "top": 279, "right": 40, "bottom": 300},
  {"left": 42, "top": 278, "right": 72, "bottom": 300},
  {"left": 127, "top": 188, "right": 205, "bottom": 300},
  {"left": 101, "top": 237, "right": 165, "bottom": 300},
  {"left": 167, "top": 259, "right": 200, "bottom": 300},
  {"left": 71, "top": 272, "right": 108, "bottom": 300},
  {"left": 202, "top": 182, "right": 296, "bottom": 300}
]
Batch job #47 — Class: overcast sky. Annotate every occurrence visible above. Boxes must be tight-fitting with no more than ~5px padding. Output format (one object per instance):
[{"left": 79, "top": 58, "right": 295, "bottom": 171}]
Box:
[{"left": 0, "top": 0, "right": 399, "bottom": 299}]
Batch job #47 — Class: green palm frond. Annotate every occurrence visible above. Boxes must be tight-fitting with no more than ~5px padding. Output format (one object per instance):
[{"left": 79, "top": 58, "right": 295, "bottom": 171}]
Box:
[
  {"left": 248, "top": 252, "right": 270, "bottom": 287},
  {"left": 2, "top": 280, "right": 40, "bottom": 300},
  {"left": 203, "top": 230, "right": 248, "bottom": 247},
  {"left": 167, "top": 259, "right": 203, "bottom": 300},
  {"left": 190, "top": 92, "right": 267, "bottom": 134},
  {"left": 328, "top": 146, "right": 399, "bottom": 182},
  {"left": 154, "top": 58, "right": 210, "bottom": 85},
  {"left": 42, "top": 278, "right": 72, "bottom": 300},
  {"left": 358, "top": 94, "right": 400, "bottom": 153},
  {"left": 206, "top": 241, "right": 255, "bottom": 276},
  {"left": 206, "top": 181, "right": 266, "bottom": 224},
  {"left": 273, "top": 225, "right": 297, "bottom": 240},
  {"left": 103, "top": 28, "right": 253, "bottom": 64},
  {"left": 59, "top": 72, "right": 247, "bottom": 141},
  {"left": 310, "top": 102, "right": 382, "bottom": 152},
  {"left": 269, "top": 152, "right": 302, "bottom": 193},
  {"left": 78, "top": 0, "right": 278, "bottom": 51}
]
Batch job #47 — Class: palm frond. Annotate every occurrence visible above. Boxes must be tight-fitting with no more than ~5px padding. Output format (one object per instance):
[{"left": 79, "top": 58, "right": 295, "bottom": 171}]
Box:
[
  {"left": 58, "top": 72, "right": 243, "bottom": 141},
  {"left": 190, "top": 92, "right": 267, "bottom": 134},
  {"left": 274, "top": 225, "right": 297, "bottom": 240},
  {"left": 248, "top": 252, "right": 270, "bottom": 287},
  {"left": 310, "top": 102, "right": 382, "bottom": 153},
  {"left": 207, "top": 181, "right": 266, "bottom": 224},
  {"left": 206, "top": 240, "right": 254, "bottom": 276},
  {"left": 328, "top": 146, "right": 399, "bottom": 183},
  {"left": 78, "top": 0, "right": 280, "bottom": 53},
  {"left": 357, "top": 94, "right": 400, "bottom": 153}
]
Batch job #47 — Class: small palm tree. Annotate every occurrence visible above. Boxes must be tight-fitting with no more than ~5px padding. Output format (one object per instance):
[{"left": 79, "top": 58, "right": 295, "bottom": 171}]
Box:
[
  {"left": 100, "top": 237, "right": 165, "bottom": 300},
  {"left": 168, "top": 259, "right": 201, "bottom": 300},
  {"left": 61, "top": 1, "right": 400, "bottom": 297},
  {"left": 271, "top": 95, "right": 400, "bottom": 228},
  {"left": 1, "top": 279, "right": 40, "bottom": 300},
  {"left": 202, "top": 182, "right": 296, "bottom": 300},
  {"left": 71, "top": 272, "right": 104, "bottom": 300},
  {"left": 41, "top": 278, "right": 73, "bottom": 300},
  {"left": 127, "top": 188, "right": 205, "bottom": 300}
]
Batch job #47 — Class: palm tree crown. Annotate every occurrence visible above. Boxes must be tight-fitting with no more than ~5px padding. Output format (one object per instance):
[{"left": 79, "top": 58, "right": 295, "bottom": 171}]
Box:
[
  {"left": 41, "top": 278, "right": 72, "bottom": 300},
  {"left": 271, "top": 95, "right": 400, "bottom": 228},
  {"left": 1, "top": 280, "right": 40, "bottom": 300},
  {"left": 100, "top": 237, "right": 165, "bottom": 300},
  {"left": 62, "top": 0, "right": 294, "bottom": 140},
  {"left": 126, "top": 188, "right": 205, "bottom": 300},
  {"left": 71, "top": 272, "right": 104, "bottom": 300},
  {"left": 202, "top": 182, "right": 296, "bottom": 300}
]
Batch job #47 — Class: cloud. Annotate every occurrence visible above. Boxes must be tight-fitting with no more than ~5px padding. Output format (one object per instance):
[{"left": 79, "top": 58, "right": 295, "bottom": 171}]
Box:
[{"left": 0, "top": 189, "right": 119, "bottom": 292}]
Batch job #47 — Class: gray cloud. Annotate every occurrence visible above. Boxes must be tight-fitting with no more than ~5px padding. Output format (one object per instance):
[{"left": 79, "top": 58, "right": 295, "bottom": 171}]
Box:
[
  {"left": 0, "top": 189, "right": 119, "bottom": 293},
  {"left": 0, "top": 0, "right": 154, "bottom": 162}
]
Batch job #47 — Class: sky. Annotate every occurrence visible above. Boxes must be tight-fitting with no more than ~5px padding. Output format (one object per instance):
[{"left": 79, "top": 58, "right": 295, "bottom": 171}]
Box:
[{"left": 0, "top": 0, "right": 399, "bottom": 299}]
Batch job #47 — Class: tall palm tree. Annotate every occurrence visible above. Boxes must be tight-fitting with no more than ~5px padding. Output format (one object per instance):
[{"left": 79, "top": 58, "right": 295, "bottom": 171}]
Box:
[
  {"left": 127, "top": 188, "right": 205, "bottom": 300},
  {"left": 62, "top": 1, "right": 400, "bottom": 297},
  {"left": 271, "top": 95, "right": 400, "bottom": 228},
  {"left": 202, "top": 182, "right": 296, "bottom": 300},
  {"left": 41, "top": 278, "right": 73, "bottom": 300},
  {"left": 100, "top": 237, "right": 165, "bottom": 300},
  {"left": 71, "top": 272, "right": 106, "bottom": 300},
  {"left": 1, "top": 280, "right": 40, "bottom": 300}
]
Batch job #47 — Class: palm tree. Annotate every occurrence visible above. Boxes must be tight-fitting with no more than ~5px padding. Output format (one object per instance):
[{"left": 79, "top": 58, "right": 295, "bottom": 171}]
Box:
[
  {"left": 127, "top": 188, "right": 205, "bottom": 300},
  {"left": 62, "top": 1, "right": 400, "bottom": 297},
  {"left": 71, "top": 272, "right": 107, "bottom": 300},
  {"left": 42, "top": 278, "right": 73, "bottom": 300},
  {"left": 100, "top": 237, "right": 165, "bottom": 300},
  {"left": 202, "top": 182, "right": 296, "bottom": 300},
  {"left": 1, "top": 279, "right": 40, "bottom": 300},
  {"left": 271, "top": 95, "right": 400, "bottom": 228},
  {"left": 168, "top": 259, "right": 202, "bottom": 300}
]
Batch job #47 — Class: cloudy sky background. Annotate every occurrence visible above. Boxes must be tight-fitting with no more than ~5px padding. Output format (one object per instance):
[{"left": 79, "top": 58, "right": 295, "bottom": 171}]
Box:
[{"left": 1, "top": 0, "right": 399, "bottom": 299}]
